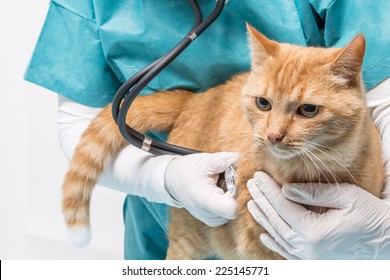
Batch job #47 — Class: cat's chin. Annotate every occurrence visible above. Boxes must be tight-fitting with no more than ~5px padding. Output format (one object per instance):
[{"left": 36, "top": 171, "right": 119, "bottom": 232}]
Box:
[{"left": 268, "top": 146, "right": 298, "bottom": 160}]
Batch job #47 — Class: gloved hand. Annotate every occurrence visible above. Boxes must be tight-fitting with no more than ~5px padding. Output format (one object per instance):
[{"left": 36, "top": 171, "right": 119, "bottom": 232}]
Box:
[
  {"left": 247, "top": 171, "right": 390, "bottom": 259},
  {"left": 165, "top": 152, "right": 239, "bottom": 226}
]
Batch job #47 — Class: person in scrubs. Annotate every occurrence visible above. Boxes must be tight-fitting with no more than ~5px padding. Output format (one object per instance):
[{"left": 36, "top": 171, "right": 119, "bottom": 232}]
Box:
[{"left": 25, "top": 0, "right": 390, "bottom": 259}]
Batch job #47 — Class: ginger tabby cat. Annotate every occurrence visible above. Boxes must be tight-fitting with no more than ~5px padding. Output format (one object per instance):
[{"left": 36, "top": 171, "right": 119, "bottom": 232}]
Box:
[{"left": 62, "top": 24, "right": 384, "bottom": 259}]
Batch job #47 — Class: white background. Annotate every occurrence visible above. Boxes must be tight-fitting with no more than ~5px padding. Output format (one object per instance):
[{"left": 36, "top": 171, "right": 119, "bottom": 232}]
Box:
[{"left": 0, "top": 0, "right": 126, "bottom": 259}]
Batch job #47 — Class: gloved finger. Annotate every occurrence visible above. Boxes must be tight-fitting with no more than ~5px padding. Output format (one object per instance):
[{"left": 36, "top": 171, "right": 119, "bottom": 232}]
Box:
[
  {"left": 252, "top": 172, "right": 316, "bottom": 232},
  {"left": 201, "top": 184, "right": 238, "bottom": 220},
  {"left": 247, "top": 200, "right": 293, "bottom": 253},
  {"left": 197, "top": 214, "right": 229, "bottom": 227},
  {"left": 246, "top": 178, "right": 264, "bottom": 202},
  {"left": 247, "top": 178, "right": 293, "bottom": 238},
  {"left": 282, "top": 182, "right": 352, "bottom": 209},
  {"left": 205, "top": 152, "right": 240, "bottom": 174},
  {"left": 260, "top": 233, "right": 300, "bottom": 260}
]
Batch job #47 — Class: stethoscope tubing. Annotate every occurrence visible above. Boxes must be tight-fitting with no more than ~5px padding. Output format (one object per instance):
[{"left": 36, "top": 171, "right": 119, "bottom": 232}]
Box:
[{"left": 112, "top": 0, "right": 226, "bottom": 155}]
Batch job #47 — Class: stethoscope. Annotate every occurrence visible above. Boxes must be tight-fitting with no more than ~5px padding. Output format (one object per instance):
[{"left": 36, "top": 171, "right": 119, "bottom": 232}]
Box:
[{"left": 112, "top": 0, "right": 236, "bottom": 194}]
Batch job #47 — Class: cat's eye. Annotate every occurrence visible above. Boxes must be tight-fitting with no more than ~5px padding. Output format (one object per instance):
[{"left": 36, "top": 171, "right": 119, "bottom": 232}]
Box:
[
  {"left": 297, "top": 104, "right": 319, "bottom": 118},
  {"left": 256, "top": 97, "right": 272, "bottom": 111}
]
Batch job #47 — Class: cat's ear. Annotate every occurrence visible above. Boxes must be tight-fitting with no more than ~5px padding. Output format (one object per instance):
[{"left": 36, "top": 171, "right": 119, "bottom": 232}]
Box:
[
  {"left": 246, "top": 23, "right": 279, "bottom": 66},
  {"left": 330, "top": 33, "right": 366, "bottom": 87}
]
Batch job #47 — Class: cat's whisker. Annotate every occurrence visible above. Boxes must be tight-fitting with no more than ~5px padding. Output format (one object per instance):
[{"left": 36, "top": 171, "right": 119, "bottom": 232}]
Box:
[
  {"left": 300, "top": 147, "right": 324, "bottom": 184},
  {"left": 305, "top": 141, "right": 364, "bottom": 181},
  {"left": 304, "top": 142, "right": 361, "bottom": 187},
  {"left": 238, "top": 143, "right": 259, "bottom": 161},
  {"left": 234, "top": 137, "right": 258, "bottom": 153},
  {"left": 297, "top": 150, "right": 315, "bottom": 185},
  {"left": 302, "top": 146, "right": 337, "bottom": 191},
  {"left": 238, "top": 142, "right": 263, "bottom": 162},
  {"left": 305, "top": 141, "right": 361, "bottom": 176},
  {"left": 302, "top": 147, "right": 341, "bottom": 195},
  {"left": 304, "top": 141, "right": 340, "bottom": 154}
]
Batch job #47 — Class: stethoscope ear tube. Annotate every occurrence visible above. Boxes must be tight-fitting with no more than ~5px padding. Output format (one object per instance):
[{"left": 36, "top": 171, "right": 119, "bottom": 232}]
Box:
[{"left": 111, "top": 0, "right": 225, "bottom": 156}]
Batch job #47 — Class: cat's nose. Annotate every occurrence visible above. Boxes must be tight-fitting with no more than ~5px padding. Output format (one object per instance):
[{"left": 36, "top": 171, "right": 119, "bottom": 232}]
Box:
[{"left": 267, "top": 132, "right": 285, "bottom": 145}]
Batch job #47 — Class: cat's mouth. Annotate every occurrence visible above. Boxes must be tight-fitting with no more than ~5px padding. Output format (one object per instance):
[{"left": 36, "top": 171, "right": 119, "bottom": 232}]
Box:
[
  {"left": 268, "top": 145, "right": 299, "bottom": 160},
  {"left": 255, "top": 135, "right": 303, "bottom": 160}
]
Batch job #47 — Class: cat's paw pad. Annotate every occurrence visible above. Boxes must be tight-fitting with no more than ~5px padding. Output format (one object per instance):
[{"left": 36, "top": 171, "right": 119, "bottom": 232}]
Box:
[{"left": 67, "top": 225, "right": 91, "bottom": 247}]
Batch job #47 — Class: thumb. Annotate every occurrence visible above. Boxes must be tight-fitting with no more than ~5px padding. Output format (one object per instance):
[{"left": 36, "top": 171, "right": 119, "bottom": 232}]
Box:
[
  {"left": 282, "top": 183, "right": 351, "bottom": 209},
  {"left": 206, "top": 152, "right": 240, "bottom": 174}
]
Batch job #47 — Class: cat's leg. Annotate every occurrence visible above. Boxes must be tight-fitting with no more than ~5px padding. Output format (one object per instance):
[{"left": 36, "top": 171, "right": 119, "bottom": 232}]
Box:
[
  {"left": 166, "top": 239, "right": 208, "bottom": 260},
  {"left": 125, "top": 90, "right": 194, "bottom": 133},
  {"left": 233, "top": 190, "right": 284, "bottom": 259},
  {"left": 234, "top": 221, "right": 283, "bottom": 260},
  {"left": 208, "top": 224, "right": 241, "bottom": 260},
  {"left": 166, "top": 208, "right": 212, "bottom": 260},
  {"left": 231, "top": 167, "right": 284, "bottom": 260}
]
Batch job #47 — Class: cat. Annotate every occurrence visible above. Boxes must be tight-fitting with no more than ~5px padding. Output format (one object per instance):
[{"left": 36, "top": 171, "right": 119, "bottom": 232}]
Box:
[{"left": 61, "top": 24, "right": 384, "bottom": 259}]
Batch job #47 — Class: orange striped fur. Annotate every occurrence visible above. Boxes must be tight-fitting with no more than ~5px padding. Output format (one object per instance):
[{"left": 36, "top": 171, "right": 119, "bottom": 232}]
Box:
[{"left": 62, "top": 25, "right": 384, "bottom": 258}]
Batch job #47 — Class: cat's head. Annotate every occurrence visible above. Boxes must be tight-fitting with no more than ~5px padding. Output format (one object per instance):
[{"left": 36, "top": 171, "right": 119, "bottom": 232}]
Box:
[{"left": 242, "top": 24, "right": 367, "bottom": 160}]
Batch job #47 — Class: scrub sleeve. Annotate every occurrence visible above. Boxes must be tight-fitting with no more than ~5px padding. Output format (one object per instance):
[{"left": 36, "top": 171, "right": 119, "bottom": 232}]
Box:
[{"left": 24, "top": 1, "right": 121, "bottom": 107}]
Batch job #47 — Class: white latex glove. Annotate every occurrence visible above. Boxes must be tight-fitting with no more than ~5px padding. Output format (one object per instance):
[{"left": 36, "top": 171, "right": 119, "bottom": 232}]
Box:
[
  {"left": 366, "top": 78, "right": 390, "bottom": 201},
  {"left": 165, "top": 152, "right": 239, "bottom": 226},
  {"left": 247, "top": 172, "right": 390, "bottom": 259},
  {"left": 58, "top": 96, "right": 238, "bottom": 226}
]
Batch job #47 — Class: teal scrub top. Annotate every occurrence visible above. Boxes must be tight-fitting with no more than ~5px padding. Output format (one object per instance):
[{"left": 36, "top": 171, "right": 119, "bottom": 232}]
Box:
[{"left": 25, "top": 0, "right": 390, "bottom": 259}]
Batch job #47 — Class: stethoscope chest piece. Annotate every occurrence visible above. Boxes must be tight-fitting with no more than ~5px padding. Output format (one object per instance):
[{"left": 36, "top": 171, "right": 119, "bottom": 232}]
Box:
[{"left": 218, "top": 166, "right": 237, "bottom": 197}]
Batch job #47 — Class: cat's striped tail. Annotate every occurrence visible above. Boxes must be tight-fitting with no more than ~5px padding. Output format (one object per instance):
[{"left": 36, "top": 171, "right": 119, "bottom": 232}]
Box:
[{"left": 61, "top": 90, "right": 193, "bottom": 247}]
